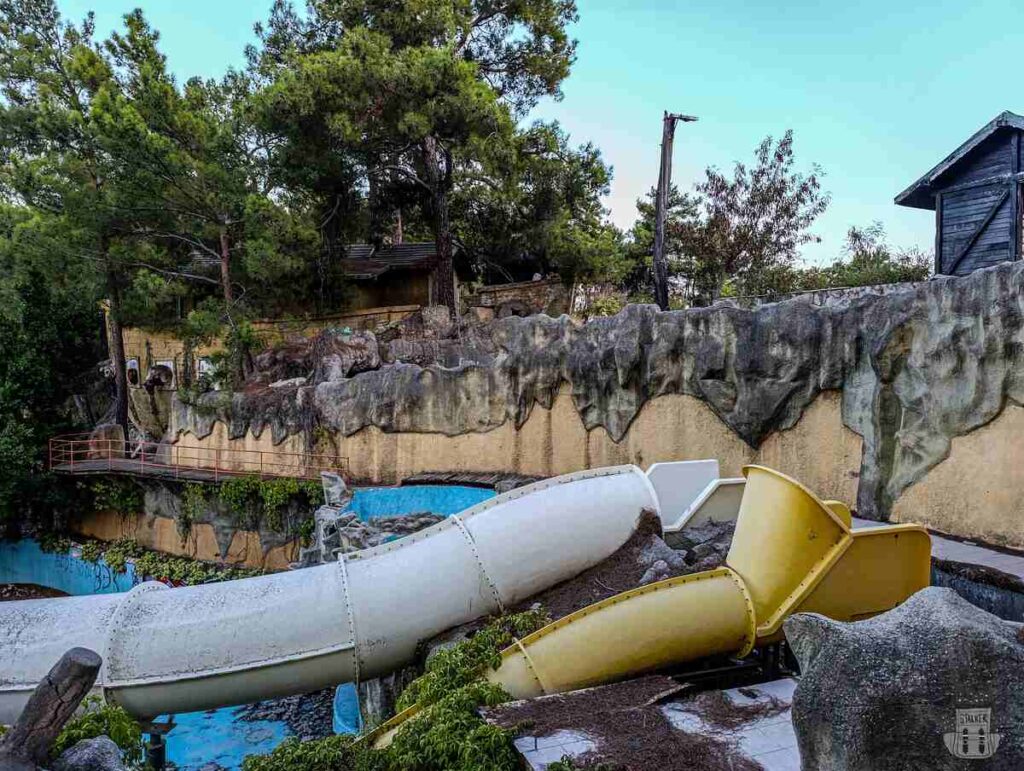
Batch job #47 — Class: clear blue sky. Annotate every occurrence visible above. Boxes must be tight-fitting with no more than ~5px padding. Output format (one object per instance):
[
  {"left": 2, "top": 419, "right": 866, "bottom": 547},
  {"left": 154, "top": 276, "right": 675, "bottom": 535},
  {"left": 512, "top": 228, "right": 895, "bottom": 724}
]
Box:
[{"left": 59, "top": 0, "right": 1024, "bottom": 264}]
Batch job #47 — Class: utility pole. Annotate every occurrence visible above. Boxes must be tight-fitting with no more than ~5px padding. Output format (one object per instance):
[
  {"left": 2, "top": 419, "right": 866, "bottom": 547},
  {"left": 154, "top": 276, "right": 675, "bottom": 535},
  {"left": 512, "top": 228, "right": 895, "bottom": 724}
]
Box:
[{"left": 653, "top": 111, "right": 698, "bottom": 311}]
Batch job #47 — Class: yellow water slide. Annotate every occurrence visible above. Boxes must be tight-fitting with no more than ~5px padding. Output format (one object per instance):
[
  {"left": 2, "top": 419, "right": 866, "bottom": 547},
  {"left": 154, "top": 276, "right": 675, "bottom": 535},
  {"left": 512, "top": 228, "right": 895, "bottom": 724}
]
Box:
[{"left": 371, "top": 465, "right": 930, "bottom": 746}]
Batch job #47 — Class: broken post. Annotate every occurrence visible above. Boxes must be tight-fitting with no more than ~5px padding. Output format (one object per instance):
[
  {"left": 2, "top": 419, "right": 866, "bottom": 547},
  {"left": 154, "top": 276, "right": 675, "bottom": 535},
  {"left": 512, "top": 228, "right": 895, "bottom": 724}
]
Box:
[
  {"left": 653, "top": 111, "right": 698, "bottom": 311},
  {"left": 0, "top": 647, "right": 102, "bottom": 769}
]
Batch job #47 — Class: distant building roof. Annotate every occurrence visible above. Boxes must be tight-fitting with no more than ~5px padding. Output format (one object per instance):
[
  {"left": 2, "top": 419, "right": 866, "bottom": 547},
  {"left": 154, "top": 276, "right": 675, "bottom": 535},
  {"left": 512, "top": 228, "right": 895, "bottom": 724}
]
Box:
[
  {"left": 895, "top": 111, "right": 1024, "bottom": 210},
  {"left": 339, "top": 242, "right": 441, "bottom": 280}
]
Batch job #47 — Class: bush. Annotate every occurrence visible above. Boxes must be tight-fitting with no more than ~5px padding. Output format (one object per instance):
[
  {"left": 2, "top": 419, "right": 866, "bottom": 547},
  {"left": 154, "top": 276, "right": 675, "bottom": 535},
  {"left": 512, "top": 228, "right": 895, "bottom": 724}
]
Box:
[
  {"left": 51, "top": 698, "right": 145, "bottom": 767},
  {"left": 241, "top": 609, "right": 552, "bottom": 771},
  {"left": 90, "top": 479, "right": 144, "bottom": 516}
]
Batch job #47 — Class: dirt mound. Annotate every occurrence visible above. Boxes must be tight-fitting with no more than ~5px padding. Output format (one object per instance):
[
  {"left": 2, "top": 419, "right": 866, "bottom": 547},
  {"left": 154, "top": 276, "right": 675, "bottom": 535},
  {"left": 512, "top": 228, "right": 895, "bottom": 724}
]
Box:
[{"left": 520, "top": 510, "right": 733, "bottom": 622}]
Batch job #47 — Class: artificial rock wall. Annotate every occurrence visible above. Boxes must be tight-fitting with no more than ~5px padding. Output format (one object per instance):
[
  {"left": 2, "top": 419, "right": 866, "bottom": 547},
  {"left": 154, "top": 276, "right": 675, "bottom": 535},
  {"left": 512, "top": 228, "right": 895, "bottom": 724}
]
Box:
[{"left": 172, "top": 262, "right": 1024, "bottom": 548}]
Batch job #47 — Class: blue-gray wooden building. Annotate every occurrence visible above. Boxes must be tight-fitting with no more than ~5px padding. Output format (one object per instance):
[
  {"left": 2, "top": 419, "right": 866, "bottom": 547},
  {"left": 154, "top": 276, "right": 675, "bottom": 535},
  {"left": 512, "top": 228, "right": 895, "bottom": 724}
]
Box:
[{"left": 897, "top": 111, "right": 1024, "bottom": 276}]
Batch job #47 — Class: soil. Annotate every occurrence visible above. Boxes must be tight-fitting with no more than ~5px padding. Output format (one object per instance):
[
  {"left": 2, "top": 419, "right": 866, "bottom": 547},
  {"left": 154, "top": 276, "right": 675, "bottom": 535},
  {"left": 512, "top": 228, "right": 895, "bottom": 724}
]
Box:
[
  {"left": 483, "top": 676, "right": 764, "bottom": 771},
  {"left": 0, "top": 583, "right": 68, "bottom": 601},
  {"left": 517, "top": 510, "right": 725, "bottom": 622}
]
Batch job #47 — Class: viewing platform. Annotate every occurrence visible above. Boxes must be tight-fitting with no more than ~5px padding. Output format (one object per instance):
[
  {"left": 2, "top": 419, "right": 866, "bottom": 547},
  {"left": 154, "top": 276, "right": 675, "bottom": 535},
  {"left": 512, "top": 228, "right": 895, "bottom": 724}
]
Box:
[{"left": 48, "top": 433, "right": 347, "bottom": 484}]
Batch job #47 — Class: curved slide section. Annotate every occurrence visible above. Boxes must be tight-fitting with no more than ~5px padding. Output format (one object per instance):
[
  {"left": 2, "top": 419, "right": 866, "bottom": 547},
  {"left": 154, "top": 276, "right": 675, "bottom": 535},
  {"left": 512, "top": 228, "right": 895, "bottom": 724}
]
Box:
[
  {"left": 0, "top": 465, "right": 660, "bottom": 724},
  {"left": 486, "top": 466, "right": 930, "bottom": 701}
]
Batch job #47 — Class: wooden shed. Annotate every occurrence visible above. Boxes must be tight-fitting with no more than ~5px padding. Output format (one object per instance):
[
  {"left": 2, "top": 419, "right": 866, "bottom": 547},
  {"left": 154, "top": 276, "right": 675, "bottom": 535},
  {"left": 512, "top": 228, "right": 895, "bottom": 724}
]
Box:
[{"left": 896, "top": 111, "right": 1024, "bottom": 276}]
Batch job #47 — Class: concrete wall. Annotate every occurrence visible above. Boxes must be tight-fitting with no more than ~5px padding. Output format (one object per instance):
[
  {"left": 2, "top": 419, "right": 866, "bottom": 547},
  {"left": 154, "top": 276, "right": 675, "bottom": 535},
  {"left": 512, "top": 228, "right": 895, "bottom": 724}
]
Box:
[
  {"left": 892, "top": 403, "right": 1024, "bottom": 549},
  {"left": 174, "top": 388, "right": 863, "bottom": 511},
  {"left": 74, "top": 509, "right": 297, "bottom": 571}
]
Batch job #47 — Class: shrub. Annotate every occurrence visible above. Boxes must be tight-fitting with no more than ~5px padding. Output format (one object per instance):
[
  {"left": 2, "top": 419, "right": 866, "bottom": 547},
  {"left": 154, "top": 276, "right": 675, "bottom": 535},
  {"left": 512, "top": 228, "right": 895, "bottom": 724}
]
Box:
[
  {"left": 90, "top": 479, "right": 144, "bottom": 516},
  {"left": 242, "top": 610, "right": 552, "bottom": 771},
  {"left": 51, "top": 698, "right": 145, "bottom": 767}
]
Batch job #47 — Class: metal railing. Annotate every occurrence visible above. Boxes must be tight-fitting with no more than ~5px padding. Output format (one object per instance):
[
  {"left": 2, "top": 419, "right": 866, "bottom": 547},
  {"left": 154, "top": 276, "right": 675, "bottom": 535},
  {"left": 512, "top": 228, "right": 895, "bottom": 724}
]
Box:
[{"left": 49, "top": 433, "right": 348, "bottom": 482}]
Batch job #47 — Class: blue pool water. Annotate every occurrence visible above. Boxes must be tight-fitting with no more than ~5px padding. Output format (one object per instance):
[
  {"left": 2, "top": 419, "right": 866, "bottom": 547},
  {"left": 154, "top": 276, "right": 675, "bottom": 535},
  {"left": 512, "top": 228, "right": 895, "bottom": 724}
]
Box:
[
  {"left": 348, "top": 484, "right": 494, "bottom": 520},
  {"left": 0, "top": 483, "right": 497, "bottom": 768}
]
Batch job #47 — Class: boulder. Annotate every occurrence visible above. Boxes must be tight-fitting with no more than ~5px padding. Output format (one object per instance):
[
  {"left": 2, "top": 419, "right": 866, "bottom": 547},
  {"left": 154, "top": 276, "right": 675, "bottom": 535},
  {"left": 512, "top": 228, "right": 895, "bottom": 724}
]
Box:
[
  {"left": 785, "top": 587, "right": 1024, "bottom": 770},
  {"left": 52, "top": 737, "right": 126, "bottom": 771},
  {"left": 312, "top": 329, "right": 380, "bottom": 383}
]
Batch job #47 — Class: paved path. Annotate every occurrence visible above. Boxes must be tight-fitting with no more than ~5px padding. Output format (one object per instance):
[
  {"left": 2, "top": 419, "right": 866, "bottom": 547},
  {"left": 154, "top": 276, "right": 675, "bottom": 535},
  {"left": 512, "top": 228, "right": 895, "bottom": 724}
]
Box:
[{"left": 854, "top": 517, "right": 1024, "bottom": 581}]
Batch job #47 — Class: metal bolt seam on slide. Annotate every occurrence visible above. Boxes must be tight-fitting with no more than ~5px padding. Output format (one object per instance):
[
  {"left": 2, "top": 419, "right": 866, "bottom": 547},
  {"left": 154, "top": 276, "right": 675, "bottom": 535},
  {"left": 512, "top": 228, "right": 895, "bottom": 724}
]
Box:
[
  {"left": 0, "top": 464, "right": 659, "bottom": 724},
  {"left": 449, "top": 513, "right": 506, "bottom": 611}
]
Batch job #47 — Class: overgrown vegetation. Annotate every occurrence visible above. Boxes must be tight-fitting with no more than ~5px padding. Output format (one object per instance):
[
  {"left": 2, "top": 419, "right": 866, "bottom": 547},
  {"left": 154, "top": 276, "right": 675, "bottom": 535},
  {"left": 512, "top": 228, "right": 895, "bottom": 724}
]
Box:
[
  {"left": 242, "top": 609, "right": 550, "bottom": 771},
  {"left": 90, "top": 479, "right": 144, "bottom": 517},
  {"left": 51, "top": 697, "right": 145, "bottom": 767},
  {"left": 204, "top": 476, "right": 320, "bottom": 535},
  {"left": 73, "top": 536, "right": 263, "bottom": 585}
]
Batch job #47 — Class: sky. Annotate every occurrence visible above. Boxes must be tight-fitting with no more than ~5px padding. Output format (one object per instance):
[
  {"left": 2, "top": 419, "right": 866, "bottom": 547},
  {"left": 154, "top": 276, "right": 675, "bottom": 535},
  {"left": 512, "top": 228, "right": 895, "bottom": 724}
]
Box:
[{"left": 57, "top": 0, "right": 1024, "bottom": 265}]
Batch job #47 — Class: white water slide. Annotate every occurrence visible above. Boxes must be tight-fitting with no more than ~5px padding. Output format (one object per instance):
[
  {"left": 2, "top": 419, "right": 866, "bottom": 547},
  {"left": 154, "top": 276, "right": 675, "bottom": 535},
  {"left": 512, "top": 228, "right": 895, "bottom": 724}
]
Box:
[{"left": 0, "top": 461, "right": 732, "bottom": 724}]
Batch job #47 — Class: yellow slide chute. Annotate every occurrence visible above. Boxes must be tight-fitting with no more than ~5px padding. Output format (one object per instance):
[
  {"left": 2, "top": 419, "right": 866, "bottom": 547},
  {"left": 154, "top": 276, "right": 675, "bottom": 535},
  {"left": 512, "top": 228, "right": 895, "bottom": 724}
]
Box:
[{"left": 372, "top": 465, "right": 930, "bottom": 746}]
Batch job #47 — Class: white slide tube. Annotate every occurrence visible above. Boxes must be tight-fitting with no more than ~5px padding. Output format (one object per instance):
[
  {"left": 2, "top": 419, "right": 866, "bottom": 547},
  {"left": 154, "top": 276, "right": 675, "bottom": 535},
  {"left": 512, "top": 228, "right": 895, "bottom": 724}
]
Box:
[{"left": 0, "top": 465, "right": 659, "bottom": 723}]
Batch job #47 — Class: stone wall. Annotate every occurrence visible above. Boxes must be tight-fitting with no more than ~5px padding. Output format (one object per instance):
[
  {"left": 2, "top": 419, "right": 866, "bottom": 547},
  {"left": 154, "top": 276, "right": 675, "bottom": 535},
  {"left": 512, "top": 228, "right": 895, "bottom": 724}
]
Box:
[{"left": 168, "top": 262, "right": 1024, "bottom": 548}]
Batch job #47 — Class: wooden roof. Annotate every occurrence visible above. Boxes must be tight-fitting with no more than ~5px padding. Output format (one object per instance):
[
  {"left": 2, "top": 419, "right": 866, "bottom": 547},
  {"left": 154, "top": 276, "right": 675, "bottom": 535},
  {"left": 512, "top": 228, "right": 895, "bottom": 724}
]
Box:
[
  {"left": 339, "top": 242, "right": 439, "bottom": 280},
  {"left": 895, "top": 111, "right": 1024, "bottom": 210}
]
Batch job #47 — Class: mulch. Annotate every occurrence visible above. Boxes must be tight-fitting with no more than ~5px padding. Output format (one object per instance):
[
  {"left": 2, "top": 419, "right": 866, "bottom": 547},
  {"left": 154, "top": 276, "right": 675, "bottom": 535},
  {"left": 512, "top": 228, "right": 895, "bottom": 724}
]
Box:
[
  {"left": 483, "top": 676, "right": 765, "bottom": 771},
  {"left": 515, "top": 509, "right": 701, "bottom": 622},
  {"left": 0, "top": 583, "right": 69, "bottom": 602}
]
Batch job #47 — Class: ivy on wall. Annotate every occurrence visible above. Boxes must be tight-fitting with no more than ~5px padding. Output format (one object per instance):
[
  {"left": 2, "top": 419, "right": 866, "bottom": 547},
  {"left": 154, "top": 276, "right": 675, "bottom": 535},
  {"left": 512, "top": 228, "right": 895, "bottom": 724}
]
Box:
[
  {"left": 90, "top": 479, "right": 144, "bottom": 517},
  {"left": 176, "top": 476, "right": 320, "bottom": 540},
  {"left": 75, "top": 536, "right": 264, "bottom": 585}
]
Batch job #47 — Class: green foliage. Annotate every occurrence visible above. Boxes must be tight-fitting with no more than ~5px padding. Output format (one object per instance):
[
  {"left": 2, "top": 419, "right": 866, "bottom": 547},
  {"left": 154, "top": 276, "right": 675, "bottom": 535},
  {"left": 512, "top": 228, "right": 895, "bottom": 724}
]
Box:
[
  {"left": 0, "top": 209, "right": 102, "bottom": 535},
  {"left": 242, "top": 735, "right": 363, "bottom": 771},
  {"left": 131, "top": 549, "right": 262, "bottom": 585},
  {"left": 52, "top": 697, "right": 145, "bottom": 767},
  {"left": 396, "top": 609, "right": 550, "bottom": 712},
  {"left": 69, "top": 535, "right": 263, "bottom": 585},
  {"left": 384, "top": 680, "right": 519, "bottom": 771},
  {"left": 585, "top": 294, "right": 626, "bottom": 319},
  {"left": 37, "top": 532, "right": 72, "bottom": 554},
  {"left": 179, "top": 482, "right": 209, "bottom": 540},
  {"left": 78, "top": 540, "right": 103, "bottom": 564},
  {"left": 100, "top": 537, "right": 144, "bottom": 574},
  {"left": 219, "top": 475, "right": 320, "bottom": 533},
  {"left": 625, "top": 132, "right": 831, "bottom": 305},
  {"left": 242, "top": 610, "right": 551, "bottom": 771},
  {"left": 90, "top": 479, "right": 144, "bottom": 516}
]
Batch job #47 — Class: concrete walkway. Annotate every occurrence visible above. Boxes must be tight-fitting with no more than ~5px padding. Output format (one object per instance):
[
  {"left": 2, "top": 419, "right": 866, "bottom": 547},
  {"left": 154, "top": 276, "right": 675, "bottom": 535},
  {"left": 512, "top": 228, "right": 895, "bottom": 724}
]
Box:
[{"left": 853, "top": 517, "right": 1024, "bottom": 581}]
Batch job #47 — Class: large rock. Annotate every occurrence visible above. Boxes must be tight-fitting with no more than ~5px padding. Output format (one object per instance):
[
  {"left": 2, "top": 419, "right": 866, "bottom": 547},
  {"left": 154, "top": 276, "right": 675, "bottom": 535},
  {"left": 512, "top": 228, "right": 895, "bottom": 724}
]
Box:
[
  {"left": 785, "top": 587, "right": 1024, "bottom": 770},
  {"left": 52, "top": 737, "right": 126, "bottom": 771},
  {"left": 311, "top": 329, "right": 380, "bottom": 383}
]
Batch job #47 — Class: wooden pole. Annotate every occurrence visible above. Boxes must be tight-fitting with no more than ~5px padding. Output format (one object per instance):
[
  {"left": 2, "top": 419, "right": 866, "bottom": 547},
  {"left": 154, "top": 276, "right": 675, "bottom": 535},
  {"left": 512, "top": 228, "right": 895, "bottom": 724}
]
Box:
[
  {"left": 0, "top": 648, "right": 102, "bottom": 768},
  {"left": 653, "top": 112, "right": 698, "bottom": 311}
]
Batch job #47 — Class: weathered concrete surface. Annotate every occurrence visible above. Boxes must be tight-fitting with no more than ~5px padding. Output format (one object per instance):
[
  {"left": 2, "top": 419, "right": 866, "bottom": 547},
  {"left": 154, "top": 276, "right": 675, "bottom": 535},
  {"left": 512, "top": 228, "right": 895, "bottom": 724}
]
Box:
[
  {"left": 172, "top": 262, "right": 1024, "bottom": 535},
  {"left": 785, "top": 587, "right": 1024, "bottom": 770}
]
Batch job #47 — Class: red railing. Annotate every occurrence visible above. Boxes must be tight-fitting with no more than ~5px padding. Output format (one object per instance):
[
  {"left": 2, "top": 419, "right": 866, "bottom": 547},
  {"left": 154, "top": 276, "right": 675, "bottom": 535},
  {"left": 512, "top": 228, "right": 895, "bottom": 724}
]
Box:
[{"left": 49, "top": 433, "right": 348, "bottom": 482}]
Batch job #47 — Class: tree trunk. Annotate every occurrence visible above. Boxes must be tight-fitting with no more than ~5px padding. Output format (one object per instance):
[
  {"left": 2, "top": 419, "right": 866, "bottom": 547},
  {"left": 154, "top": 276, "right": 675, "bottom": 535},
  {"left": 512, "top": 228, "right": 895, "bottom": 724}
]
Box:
[
  {"left": 105, "top": 267, "right": 131, "bottom": 442},
  {"left": 423, "top": 136, "right": 457, "bottom": 319},
  {"left": 219, "top": 225, "right": 233, "bottom": 307},
  {"left": 0, "top": 648, "right": 102, "bottom": 767}
]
